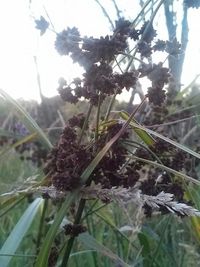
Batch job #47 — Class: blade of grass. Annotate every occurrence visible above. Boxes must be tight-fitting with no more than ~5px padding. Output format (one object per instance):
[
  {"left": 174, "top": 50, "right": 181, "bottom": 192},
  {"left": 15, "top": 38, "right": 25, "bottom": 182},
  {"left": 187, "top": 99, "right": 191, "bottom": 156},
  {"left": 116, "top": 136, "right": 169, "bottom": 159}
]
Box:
[
  {"left": 78, "top": 232, "right": 130, "bottom": 267},
  {"left": 81, "top": 100, "right": 147, "bottom": 184},
  {"left": 129, "top": 155, "right": 200, "bottom": 185},
  {"left": 120, "top": 110, "right": 155, "bottom": 146},
  {"left": 95, "top": 210, "right": 138, "bottom": 250},
  {"left": 0, "top": 198, "right": 43, "bottom": 267},
  {"left": 120, "top": 111, "right": 200, "bottom": 160},
  {"left": 34, "top": 193, "right": 77, "bottom": 267}
]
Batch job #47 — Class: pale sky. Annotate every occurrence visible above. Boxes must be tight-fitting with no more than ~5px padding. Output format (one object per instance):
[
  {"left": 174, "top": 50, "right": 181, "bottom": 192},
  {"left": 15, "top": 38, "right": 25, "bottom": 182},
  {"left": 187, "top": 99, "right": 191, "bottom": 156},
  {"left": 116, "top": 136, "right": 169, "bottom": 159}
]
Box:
[{"left": 0, "top": 0, "right": 200, "bottom": 102}]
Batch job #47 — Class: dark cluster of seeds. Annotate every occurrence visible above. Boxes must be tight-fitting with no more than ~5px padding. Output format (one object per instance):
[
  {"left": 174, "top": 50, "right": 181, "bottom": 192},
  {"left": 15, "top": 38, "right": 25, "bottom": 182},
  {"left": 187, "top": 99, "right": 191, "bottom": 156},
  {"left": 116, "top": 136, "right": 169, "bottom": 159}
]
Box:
[
  {"left": 57, "top": 61, "right": 139, "bottom": 106},
  {"left": 134, "top": 139, "right": 197, "bottom": 216},
  {"left": 63, "top": 223, "right": 87, "bottom": 237},
  {"left": 53, "top": 18, "right": 182, "bottom": 107},
  {"left": 139, "top": 62, "right": 171, "bottom": 106},
  {"left": 44, "top": 118, "right": 137, "bottom": 191},
  {"left": 34, "top": 16, "right": 198, "bottom": 217}
]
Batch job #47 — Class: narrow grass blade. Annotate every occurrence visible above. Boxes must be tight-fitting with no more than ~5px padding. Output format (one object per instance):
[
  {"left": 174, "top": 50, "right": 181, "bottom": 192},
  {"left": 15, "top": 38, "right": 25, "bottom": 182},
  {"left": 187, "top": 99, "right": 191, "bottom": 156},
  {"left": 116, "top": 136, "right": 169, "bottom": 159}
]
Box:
[
  {"left": 131, "top": 155, "right": 200, "bottom": 185},
  {"left": 96, "top": 210, "right": 138, "bottom": 250},
  {"left": 34, "top": 193, "right": 77, "bottom": 267},
  {"left": 0, "top": 89, "right": 52, "bottom": 150},
  {"left": 81, "top": 111, "right": 137, "bottom": 183},
  {"left": 120, "top": 111, "right": 200, "bottom": 160},
  {"left": 78, "top": 232, "right": 130, "bottom": 267},
  {"left": 120, "top": 111, "right": 155, "bottom": 146},
  {"left": 0, "top": 198, "right": 43, "bottom": 267}
]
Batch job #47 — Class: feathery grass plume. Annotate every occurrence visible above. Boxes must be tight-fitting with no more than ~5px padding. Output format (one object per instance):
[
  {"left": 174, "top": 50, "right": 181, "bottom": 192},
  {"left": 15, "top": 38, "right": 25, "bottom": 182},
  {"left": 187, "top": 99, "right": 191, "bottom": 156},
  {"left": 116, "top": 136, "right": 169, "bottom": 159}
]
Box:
[
  {"left": 35, "top": 185, "right": 200, "bottom": 217},
  {"left": 79, "top": 185, "right": 200, "bottom": 217}
]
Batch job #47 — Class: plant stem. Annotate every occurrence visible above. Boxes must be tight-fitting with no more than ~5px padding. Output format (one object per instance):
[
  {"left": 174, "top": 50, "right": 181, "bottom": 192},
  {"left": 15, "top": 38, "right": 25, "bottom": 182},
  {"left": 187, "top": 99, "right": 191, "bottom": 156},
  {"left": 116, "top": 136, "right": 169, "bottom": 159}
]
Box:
[
  {"left": 94, "top": 0, "right": 114, "bottom": 29},
  {"left": 61, "top": 198, "right": 86, "bottom": 267},
  {"left": 78, "top": 104, "right": 93, "bottom": 145},
  {"left": 126, "top": 0, "right": 165, "bottom": 72},
  {"left": 95, "top": 94, "right": 101, "bottom": 140},
  {"left": 105, "top": 92, "right": 117, "bottom": 121}
]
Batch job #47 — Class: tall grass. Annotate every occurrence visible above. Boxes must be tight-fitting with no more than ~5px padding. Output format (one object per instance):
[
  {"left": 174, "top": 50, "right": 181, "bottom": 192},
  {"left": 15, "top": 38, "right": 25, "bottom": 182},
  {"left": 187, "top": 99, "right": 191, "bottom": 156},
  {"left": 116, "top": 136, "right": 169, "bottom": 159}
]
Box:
[{"left": 1, "top": 1, "right": 200, "bottom": 266}]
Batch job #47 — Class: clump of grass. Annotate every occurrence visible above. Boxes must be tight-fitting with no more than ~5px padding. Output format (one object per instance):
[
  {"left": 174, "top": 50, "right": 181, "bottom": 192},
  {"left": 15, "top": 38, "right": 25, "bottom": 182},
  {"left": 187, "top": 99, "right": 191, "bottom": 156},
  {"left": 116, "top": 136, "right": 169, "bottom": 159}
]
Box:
[{"left": 1, "top": 1, "right": 200, "bottom": 267}]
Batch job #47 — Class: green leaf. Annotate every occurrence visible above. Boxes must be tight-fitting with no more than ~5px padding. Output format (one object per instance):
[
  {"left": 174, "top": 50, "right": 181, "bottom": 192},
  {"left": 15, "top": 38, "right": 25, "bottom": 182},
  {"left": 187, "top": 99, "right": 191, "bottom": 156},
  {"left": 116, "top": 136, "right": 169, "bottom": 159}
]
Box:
[
  {"left": 0, "top": 89, "right": 52, "bottom": 150},
  {"left": 0, "top": 198, "right": 43, "bottom": 267},
  {"left": 78, "top": 232, "right": 130, "bottom": 267},
  {"left": 119, "top": 111, "right": 155, "bottom": 146}
]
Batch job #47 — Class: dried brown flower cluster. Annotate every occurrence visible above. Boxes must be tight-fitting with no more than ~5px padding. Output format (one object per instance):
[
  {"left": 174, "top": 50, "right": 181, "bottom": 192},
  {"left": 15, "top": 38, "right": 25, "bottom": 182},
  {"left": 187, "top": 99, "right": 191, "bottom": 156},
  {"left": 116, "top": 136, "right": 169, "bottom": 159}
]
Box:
[
  {"left": 34, "top": 16, "right": 200, "bottom": 218},
  {"left": 44, "top": 119, "right": 134, "bottom": 191},
  {"left": 53, "top": 18, "right": 180, "bottom": 107}
]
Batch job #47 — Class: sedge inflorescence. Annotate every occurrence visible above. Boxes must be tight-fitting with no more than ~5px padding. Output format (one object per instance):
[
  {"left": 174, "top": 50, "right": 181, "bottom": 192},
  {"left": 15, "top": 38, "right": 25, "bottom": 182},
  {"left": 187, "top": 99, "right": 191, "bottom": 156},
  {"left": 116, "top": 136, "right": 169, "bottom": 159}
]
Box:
[
  {"left": 54, "top": 18, "right": 179, "bottom": 107},
  {"left": 35, "top": 16, "right": 200, "bottom": 219}
]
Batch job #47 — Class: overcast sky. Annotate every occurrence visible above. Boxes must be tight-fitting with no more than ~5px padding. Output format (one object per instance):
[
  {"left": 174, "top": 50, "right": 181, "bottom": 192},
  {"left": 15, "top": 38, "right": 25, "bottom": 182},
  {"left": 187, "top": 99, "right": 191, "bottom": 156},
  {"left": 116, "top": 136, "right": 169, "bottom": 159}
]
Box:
[{"left": 0, "top": 0, "right": 199, "bottom": 102}]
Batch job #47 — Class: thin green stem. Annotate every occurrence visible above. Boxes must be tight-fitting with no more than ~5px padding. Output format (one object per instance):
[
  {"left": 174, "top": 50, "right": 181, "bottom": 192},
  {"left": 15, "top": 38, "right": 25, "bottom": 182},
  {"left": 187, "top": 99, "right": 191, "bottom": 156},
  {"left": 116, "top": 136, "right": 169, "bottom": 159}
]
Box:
[
  {"left": 94, "top": 0, "right": 114, "bottom": 29},
  {"left": 119, "top": 53, "right": 146, "bottom": 64},
  {"left": 124, "top": 142, "right": 173, "bottom": 180},
  {"left": 43, "top": 5, "right": 56, "bottom": 31},
  {"left": 125, "top": 0, "right": 165, "bottom": 72},
  {"left": 61, "top": 198, "right": 86, "bottom": 267},
  {"left": 133, "top": 0, "right": 160, "bottom": 27},
  {"left": 113, "top": 0, "right": 160, "bottom": 69},
  {"left": 132, "top": 0, "right": 157, "bottom": 26},
  {"left": 81, "top": 203, "right": 108, "bottom": 221},
  {"left": 81, "top": 200, "right": 99, "bottom": 221},
  {"left": 114, "top": 55, "right": 123, "bottom": 73},
  {"left": 78, "top": 104, "right": 93, "bottom": 145},
  {"left": 122, "top": 140, "right": 163, "bottom": 165},
  {"left": 95, "top": 212, "right": 139, "bottom": 250},
  {"left": 105, "top": 92, "right": 117, "bottom": 121},
  {"left": 95, "top": 94, "right": 101, "bottom": 141},
  {"left": 131, "top": 95, "right": 147, "bottom": 116}
]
